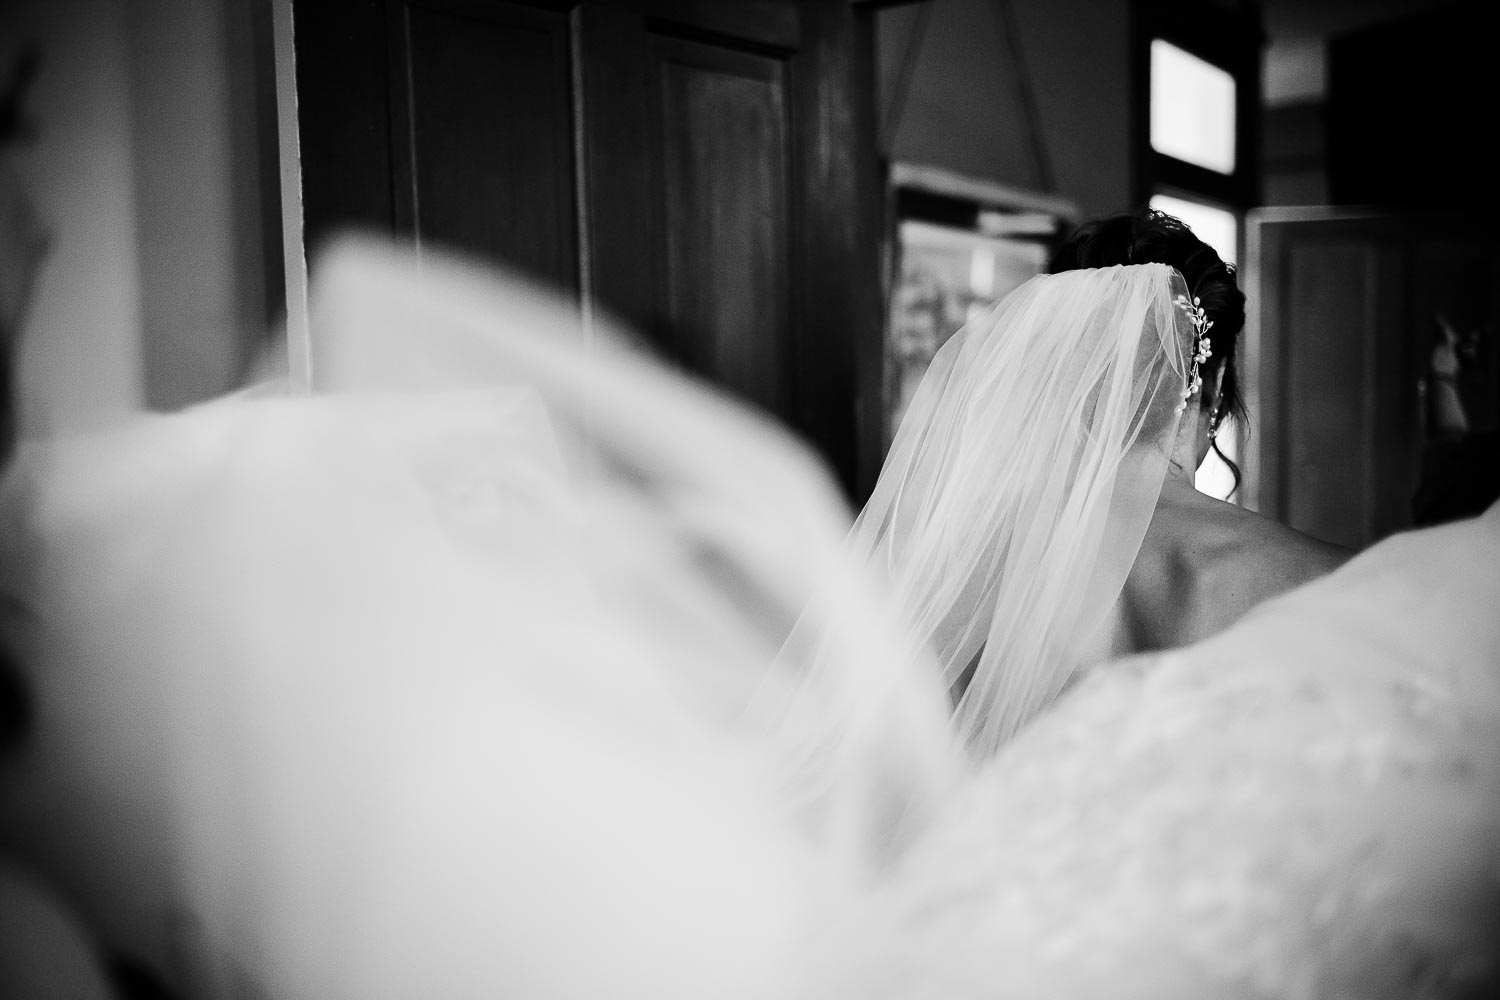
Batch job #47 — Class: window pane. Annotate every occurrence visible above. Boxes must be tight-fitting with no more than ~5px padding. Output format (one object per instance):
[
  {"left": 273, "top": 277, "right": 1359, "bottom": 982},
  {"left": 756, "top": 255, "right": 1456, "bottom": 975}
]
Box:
[
  {"left": 887, "top": 221, "right": 1048, "bottom": 439},
  {"left": 1151, "top": 39, "right": 1236, "bottom": 175},
  {"left": 1149, "top": 193, "right": 1238, "bottom": 264},
  {"left": 1196, "top": 413, "right": 1240, "bottom": 501}
]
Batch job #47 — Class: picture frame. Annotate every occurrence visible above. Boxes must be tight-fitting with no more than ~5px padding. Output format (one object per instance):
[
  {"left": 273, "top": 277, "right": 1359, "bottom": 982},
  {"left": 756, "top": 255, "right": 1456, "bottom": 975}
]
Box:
[{"left": 883, "top": 164, "right": 1079, "bottom": 446}]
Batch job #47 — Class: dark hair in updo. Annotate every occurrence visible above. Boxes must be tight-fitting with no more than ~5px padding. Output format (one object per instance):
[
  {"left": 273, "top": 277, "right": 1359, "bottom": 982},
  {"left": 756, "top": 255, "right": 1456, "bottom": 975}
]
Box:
[{"left": 1047, "top": 207, "right": 1246, "bottom": 489}]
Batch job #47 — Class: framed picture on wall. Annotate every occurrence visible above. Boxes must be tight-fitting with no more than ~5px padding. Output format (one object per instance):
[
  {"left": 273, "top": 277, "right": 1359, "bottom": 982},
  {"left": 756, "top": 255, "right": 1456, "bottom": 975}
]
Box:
[{"left": 884, "top": 164, "right": 1078, "bottom": 446}]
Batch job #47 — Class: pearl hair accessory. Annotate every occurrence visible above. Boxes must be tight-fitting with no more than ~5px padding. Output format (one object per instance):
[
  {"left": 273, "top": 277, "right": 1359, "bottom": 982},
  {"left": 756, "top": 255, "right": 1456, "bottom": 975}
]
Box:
[{"left": 1173, "top": 293, "right": 1213, "bottom": 415}]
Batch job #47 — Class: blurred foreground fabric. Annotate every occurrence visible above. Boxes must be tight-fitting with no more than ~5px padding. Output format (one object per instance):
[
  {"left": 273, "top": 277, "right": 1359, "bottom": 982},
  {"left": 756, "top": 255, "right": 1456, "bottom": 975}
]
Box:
[{"left": 0, "top": 239, "right": 1495, "bottom": 999}]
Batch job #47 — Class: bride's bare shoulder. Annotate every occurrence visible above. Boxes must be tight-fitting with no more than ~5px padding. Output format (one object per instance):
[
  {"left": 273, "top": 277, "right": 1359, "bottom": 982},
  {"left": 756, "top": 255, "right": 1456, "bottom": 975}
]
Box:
[
  {"left": 1208, "top": 500, "right": 1353, "bottom": 591},
  {"left": 1120, "top": 491, "right": 1356, "bottom": 653},
  {"left": 1168, "top": 498, "right": 1355, "bottom": 647}
]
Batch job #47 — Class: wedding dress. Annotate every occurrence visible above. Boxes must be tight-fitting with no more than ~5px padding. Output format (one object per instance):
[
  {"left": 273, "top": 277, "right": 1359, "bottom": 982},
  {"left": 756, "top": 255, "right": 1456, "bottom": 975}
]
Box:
[{"left": 0, "top": 239, "right": 1495, "bottom": 999}]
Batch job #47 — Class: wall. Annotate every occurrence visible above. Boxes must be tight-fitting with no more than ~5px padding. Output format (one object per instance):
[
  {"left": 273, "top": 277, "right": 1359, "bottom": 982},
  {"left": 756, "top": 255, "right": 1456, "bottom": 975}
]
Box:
[
  {"left": 1259, "top": 2, "right": 1490, "bottom": 211},
  {"left": 1326, "top": 1, "right": 1491, "bottom": 210},
  {"left": 876, "top": 0, "right": 1132, "bottom": 222},
  {"left": 1261, "top": 100, "right": 1326, "bottom": 206},
  {"left": 0, "top": 0, "right": 278, "bottom": 989},
  {"left": 2, "top": 1, "right": 145, "bottom": 439},
  {"left": 128, "top": 0, "right": 283, "bottom": 411},
  {"left": 1259, "top": 1, "right": 1327, "bottom": 205},
  {"left": 1, "top": 0, "right": 277, "bottom": 443}
]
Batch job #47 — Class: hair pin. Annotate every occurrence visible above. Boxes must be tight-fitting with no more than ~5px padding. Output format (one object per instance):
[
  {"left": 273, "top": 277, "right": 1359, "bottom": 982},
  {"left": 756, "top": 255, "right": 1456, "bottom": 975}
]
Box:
[{"left": 1173, "top": 293, "right": 1213, "bottom": 414}]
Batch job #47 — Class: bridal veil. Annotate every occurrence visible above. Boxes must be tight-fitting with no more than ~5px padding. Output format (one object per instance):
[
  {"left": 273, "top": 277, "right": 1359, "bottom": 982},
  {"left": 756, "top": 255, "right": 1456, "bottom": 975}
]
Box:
[{"left": 783, "top": 263, "right": 1197, "bottom": 758}]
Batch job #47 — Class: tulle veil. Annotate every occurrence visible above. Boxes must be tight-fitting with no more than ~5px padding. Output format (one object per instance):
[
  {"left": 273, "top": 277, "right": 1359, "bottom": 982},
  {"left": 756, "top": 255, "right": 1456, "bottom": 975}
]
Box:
[
  {"left": 0, "top": 235, "right": 960, "bottom": 996},
  {"left": 0, "top": 240, "right": 1190, "bottom": 996},
  {"left": 778, "top": 263, "right": 1197, "bottom": 758}
]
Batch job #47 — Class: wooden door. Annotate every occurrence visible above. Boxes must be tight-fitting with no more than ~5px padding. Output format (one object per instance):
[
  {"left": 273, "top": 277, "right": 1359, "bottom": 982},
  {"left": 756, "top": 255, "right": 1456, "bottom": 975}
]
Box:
[
  {"left": 1245, "top": 208, "right": 1500, "bottom": 548},
  {"left": 291, "top": 0, "right": 884, "bottom": 499},
  {"left": 388, "top": 0, "right": 578, "bottom": 296}
]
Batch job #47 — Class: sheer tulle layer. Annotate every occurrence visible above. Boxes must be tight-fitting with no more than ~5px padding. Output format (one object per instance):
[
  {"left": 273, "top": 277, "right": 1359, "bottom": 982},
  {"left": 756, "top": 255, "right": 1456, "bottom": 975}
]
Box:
[
  {"left": 0, "top": 240, "right": 958, "bottom": 997},
  {"left": 787, "top": 264, "right": 1195, "bottom": 758}
]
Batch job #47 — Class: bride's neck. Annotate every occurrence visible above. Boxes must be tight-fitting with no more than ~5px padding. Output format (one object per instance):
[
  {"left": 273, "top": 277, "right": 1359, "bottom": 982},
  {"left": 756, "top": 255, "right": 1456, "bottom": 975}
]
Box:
[
  {"left": 1151, "top": 453, "right": 1226, "bottom": 542},
  {"left": 1162, "top": 405, "right": 1213, "bottom": 495},
  {"left": 1157, "top": 471, "right": 1213, "bottom": 508}
]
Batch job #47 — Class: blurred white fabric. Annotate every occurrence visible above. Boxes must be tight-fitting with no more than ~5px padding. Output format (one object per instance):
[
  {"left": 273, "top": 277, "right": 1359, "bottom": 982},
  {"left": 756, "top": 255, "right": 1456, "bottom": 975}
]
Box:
[{"left": 0, "top": 238, "right": 1495, "bottom": 999}]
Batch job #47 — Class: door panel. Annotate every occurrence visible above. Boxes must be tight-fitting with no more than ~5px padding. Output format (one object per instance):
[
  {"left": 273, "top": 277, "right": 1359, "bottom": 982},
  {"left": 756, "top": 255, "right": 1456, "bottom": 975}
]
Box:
[
  {"left": 575, "top": 1, "right": 881, "bottom": 494},
  {"left": 1279, "top": 240, "right": 1402, "bottom": 548},
  {"left": 391, "top": 1, "right": 577, "bottom": 294},
  {"left": 654, "top": 37, "right": 790, "bottom": 412},
  {"left": 1247, "top": 208, "right": 1500, "bottom": 548},
  {"left": 292, "top": 0, "right": 396, "bottom": 252},
  {"left": 295, "top": 0, "right": 882, "bottom": 498}
]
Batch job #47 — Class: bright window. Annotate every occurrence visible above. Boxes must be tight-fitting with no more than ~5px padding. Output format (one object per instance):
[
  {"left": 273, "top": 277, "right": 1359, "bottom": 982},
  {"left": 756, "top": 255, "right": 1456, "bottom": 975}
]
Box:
[
  {"left": 1142, "top": 12, "right": 1253, "bottom": 505},
  {"left": 1149, "top": 193, "right": 1238, "bottom": 264},
  {"left": 1150, "top": 39, "right": 1236, "bottom": 175},
  {"left": 1196, "top": 414, "right": 1240, "bottom": 500}
]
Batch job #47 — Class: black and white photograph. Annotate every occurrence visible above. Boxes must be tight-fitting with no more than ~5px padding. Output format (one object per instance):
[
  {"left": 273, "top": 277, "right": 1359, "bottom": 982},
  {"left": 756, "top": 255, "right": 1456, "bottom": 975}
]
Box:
[{"left": 1, "top": 1, "right": 1497, "bottom": 997}]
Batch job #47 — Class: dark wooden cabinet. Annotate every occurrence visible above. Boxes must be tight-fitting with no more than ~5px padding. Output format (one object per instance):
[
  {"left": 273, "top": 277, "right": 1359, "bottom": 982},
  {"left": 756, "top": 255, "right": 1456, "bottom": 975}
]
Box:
[{"left": 293, "top": 0, "right": 884, "bottom": 499}]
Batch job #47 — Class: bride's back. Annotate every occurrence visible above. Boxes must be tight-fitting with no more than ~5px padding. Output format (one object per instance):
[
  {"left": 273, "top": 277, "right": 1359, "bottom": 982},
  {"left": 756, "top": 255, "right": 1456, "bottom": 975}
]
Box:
[
  {"left": 1050, "top": 209, "right": 1351, "bottom": 662},
  {"left": 1100, "top": 478, "right": 1353, "bottom": 659}
]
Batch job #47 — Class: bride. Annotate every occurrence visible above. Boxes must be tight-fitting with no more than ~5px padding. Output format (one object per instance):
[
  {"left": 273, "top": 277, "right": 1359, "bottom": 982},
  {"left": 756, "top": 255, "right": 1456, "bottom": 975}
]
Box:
[
  {"left": 1, "top": 228, "right": 1496, "bottom": 999},
  {"left": 804, "top": 209, "right": 1355, "bottom": 759},
  {"left": 1049, "top": 210, "right": 1351, "bottom": 656}
]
